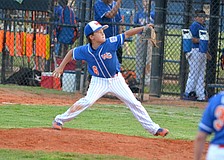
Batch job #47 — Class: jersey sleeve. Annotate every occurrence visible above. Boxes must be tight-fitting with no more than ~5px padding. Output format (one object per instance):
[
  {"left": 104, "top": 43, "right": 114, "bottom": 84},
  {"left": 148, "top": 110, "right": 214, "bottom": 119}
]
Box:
[
  {"left": 190, "top": 22, "right": 201, "bottom": 39},
  {"left": 72, "top": 46, "right": 86, "bottom": 61},
  {"left": 198, "top": 95, "right": 222, "bottom": 134},
  {"left": 94, "top": 1, "right": 108, "bottom": 21},
  {"left": 199, "top": 104, "right": 214, "bottom": 134},
  {"left": 116, "top": 8, "right": 122, "bottom": 23},
  {"left": 108, "top": 34, "right": 125, "bottom": 49}
]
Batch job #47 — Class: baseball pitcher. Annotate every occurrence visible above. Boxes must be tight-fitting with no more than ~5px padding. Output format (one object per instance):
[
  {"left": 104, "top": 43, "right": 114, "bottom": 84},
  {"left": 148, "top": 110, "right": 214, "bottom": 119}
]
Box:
[{"left": 52, "top": 20, "right": 169, "bottom": 137}]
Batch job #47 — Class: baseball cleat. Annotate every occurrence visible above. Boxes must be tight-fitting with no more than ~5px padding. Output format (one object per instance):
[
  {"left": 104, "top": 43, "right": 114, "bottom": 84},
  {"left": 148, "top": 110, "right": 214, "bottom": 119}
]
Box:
[
  {"left": 154, "top": 128, "right": 169, "bottom": 137},
  {"left": 181, "top": 93, "right": 197, "bottom": 101},
  {"left": 196, "top": 98, "right": 207, "bottom": 102},
  {"left": 52, "top": 121, "right": 62, "bottom": 130}
]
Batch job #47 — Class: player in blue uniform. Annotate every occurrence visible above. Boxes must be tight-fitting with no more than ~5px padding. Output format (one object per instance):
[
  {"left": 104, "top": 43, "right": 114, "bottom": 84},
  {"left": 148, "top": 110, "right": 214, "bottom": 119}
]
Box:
[
  {"left": 94, "top": 0, "right": 123, "bottom": 64},
  {"left": 94, "top": 0, "right": 122, "bottom": 38},
  {"left": 194, "top": 91, "right": 224, "bottom": 160},
  {"left": 52, "top": 20, "right": 169, "bottom": 137},
  {"left": 183, "top": 10, "right": 211, "bottom": 102}
]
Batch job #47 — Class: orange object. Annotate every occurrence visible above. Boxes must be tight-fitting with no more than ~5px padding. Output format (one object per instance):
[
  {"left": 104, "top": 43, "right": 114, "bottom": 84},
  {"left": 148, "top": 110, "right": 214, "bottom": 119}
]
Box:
[
  {"left": 9, "top": 32, "right": 14, "bottom": 56},
  {"left": 6, "top": 30, "right": 15, "bottom": 56},
  {"left": 16, "top": 32, "right": 23, "bottom": 56},
  {"left": 40, "top": 33, "right": 46, "bottom": 58},
  {"left": 21, "top": 32, "right": 26, "bottom": 55},
  {"left": 35, "top": 32, "right": 41, "bottom": 57},
  {"left": 0, "top": 30, "right": 4, "bottom": 52},
  {"left": 6, "top": 30, "right": 10, "bottom": 53},
  {"left": 26, "top": 33, "right": 34, "bottom": 58}
]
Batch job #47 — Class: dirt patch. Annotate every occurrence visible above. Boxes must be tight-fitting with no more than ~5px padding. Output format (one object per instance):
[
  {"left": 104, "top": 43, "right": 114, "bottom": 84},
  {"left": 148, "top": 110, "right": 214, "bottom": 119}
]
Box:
[
  {"left": 0, "top": 87, "right": 208, "bottom": 159},
  {"left": 0, "top": 128, "right": 208, "bottom": 160}
]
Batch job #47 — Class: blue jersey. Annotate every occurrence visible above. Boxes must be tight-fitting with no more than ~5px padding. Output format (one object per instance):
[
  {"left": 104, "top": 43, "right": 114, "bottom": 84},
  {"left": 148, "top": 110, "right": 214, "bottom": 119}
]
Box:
[
  {"left": 134, "top": 9, "right": 154, "bottom": 34},
  {"left": 73, "top": 34, "right": 125, "bottom": 78},
  {"left": 54, "top": 4, "right": 62, "bottom": 22},
  {"left": 134, "top": 9, "right": 149, "bottom": 25},
  {"left": 120, "top": 8, "right": 133, "bottom": 30},
  {"left": 94, "top": 0, "right": 122, "bottom": 38},
  {"left": 190, "top": 21, "right": 206, "bottom": 48},
  {"left": 199, "top": 91, "right": 224, "bottom": 145}
]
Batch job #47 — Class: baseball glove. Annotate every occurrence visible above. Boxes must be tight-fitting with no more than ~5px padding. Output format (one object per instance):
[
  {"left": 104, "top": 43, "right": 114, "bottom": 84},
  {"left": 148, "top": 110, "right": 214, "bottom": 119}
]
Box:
[{"left": 141, "top": 25, "right": 160, "bottom": 48}]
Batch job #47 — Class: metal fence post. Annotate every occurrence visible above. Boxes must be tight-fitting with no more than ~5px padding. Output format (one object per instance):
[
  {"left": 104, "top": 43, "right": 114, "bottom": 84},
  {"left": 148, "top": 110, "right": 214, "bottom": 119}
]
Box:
[
  {"left": 149, "top": 0, "right": 167, "bottom": 97},
  {"left": 180, "top": 0, "right": 192, "bottom": 97},
  {"left": 1, "top": 10, "right": 8, "bottom": 84},
  {"left": 207, "top": 0, "right": 220, "bottom": 98},
  {"left": 75, "top": 0, "right": 86, "bottom": 92}
]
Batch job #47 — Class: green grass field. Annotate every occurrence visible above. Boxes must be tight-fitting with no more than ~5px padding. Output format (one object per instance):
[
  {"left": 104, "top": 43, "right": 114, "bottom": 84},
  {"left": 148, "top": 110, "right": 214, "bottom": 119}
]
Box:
[
  {"left": 0, "top": 103, "right": 203, "bottom": 140},
  {"left": 0, "top": 149, "right": 136, "bottom": 160}
]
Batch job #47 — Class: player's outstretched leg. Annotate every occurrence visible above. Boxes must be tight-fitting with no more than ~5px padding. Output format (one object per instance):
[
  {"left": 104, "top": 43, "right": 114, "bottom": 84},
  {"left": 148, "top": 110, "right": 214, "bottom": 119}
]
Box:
[
  {"left": 111, "top": 73, "right": 169, "bottom": 137},
  {"left": 52, "top": 76, "right": 108, "bottom": 130}
]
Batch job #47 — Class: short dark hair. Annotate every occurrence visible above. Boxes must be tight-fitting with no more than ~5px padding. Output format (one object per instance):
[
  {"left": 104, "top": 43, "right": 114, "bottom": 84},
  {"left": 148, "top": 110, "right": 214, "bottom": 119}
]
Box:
[
  {"left": 87, "top": 32, "right": 94, "bottom": 44},
  {"left": 195, "top": 9, "right": 206, "bottom": 17}
]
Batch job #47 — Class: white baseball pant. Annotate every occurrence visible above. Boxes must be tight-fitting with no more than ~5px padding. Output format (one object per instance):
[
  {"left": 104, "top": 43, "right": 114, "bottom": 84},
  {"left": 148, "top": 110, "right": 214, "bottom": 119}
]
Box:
[
  {"left": 185, "top": 48, "right": 207, "bottom": 99},
  {"left": 55, "top": 72, "right": 160, "bottom": 135}
]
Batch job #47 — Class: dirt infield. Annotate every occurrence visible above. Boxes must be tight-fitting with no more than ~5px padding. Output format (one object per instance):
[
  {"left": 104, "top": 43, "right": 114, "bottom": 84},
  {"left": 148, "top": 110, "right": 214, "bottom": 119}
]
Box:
[{"left": 0, "top": 87, "right": 208, "bottom": 160}]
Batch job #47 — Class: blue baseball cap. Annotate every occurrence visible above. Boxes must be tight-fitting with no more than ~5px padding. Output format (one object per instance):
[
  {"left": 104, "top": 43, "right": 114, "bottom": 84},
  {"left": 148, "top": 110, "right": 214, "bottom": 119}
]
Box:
[{"left": 84, "top": 21, "right": 108, "bottom": 37}]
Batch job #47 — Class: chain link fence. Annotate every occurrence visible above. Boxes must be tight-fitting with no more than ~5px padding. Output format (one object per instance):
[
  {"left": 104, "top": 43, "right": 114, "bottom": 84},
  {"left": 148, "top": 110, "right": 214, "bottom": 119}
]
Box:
[{"left": 0, "top": 0, "right": 223, "bottom": 101}]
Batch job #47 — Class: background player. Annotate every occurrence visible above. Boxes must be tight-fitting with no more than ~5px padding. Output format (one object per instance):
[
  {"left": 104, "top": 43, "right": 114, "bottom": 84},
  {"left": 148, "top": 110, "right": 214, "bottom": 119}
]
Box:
[
  {"left": 94, "top": 0, "right": 123, "bottom": 64},
  {"left": 182, "top": 9, "right": 211, "bottom": 102},
  {"left": 52, "top": 20, "right": 169, "bottom": 137},
  {"left": 194, "top": 91, "right": 224, "bottom": 160}
]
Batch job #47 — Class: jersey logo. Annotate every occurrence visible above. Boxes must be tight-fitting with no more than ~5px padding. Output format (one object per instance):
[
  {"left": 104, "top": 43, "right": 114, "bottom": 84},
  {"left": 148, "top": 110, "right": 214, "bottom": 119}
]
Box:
[
  {"left": 92, "top": 66, "right": 99, "bottom": 75},
  {"left": 101, "top": 52, "right": 112, "bottom": 60},
  {"left": 214, "top": 105, "right": 224, "bottom": 131},
  {"left": 109, "top": 36, "right": 117, "bottom": 43}
]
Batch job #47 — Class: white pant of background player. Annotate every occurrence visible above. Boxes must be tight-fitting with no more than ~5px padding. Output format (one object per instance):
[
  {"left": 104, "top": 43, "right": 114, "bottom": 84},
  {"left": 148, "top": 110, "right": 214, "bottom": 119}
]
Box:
[
  {"left": 185, "top": 48, "right": 207, "bottom": 100},
  {"left": 54, "top": 72, "right": 160, "bottom": 135}
]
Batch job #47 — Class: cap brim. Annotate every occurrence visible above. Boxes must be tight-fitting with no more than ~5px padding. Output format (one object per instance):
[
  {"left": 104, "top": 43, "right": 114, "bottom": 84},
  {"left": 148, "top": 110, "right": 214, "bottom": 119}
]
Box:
[
  {"left": 86, "top": 25, "right": 109, "bottom": 37},
  {"left": 102, "top": 25, "right": 109, "bottom": 30},
  {"left": 94, "top": 25, "right": 109, "bottom": 33}
]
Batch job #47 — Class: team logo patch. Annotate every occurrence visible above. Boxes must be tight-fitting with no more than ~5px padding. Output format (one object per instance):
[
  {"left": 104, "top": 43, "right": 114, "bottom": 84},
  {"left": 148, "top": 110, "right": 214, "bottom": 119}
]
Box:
[
  {"left": 101, "top": 52, "right": 112, "bottom": 60},
  {"left": 109, "top": 36, "right": 117, "bottom": 42}
]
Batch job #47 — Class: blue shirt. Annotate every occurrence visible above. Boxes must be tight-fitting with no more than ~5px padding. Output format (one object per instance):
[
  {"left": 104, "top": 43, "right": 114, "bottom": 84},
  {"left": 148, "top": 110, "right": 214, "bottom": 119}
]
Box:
[
  {"left": 134, "top": 9, "right": 150, "bottom": 25},
  {"left": 57, "top": 6, "right": 76, "bottom": 44},
  {"left": 190, "top": 21, "right": 206, "bottom": 48},
  {"left": 94, "top": 0, "right": 122, "bottom": 38},
  {"left": 199, "top": 91, "right": 224, "bottom": 145},
  {"left": 120, "top": 8, "right": 133, "bottom": 30},
  {"left": 73, "top": 34, "right": 125, "bottom": 78},
  {"left": 54, "top": 5, "right": 62, "bottom": 23},
  {"left": 134, "top": 10, "right": 154, "bottom": 34}
]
